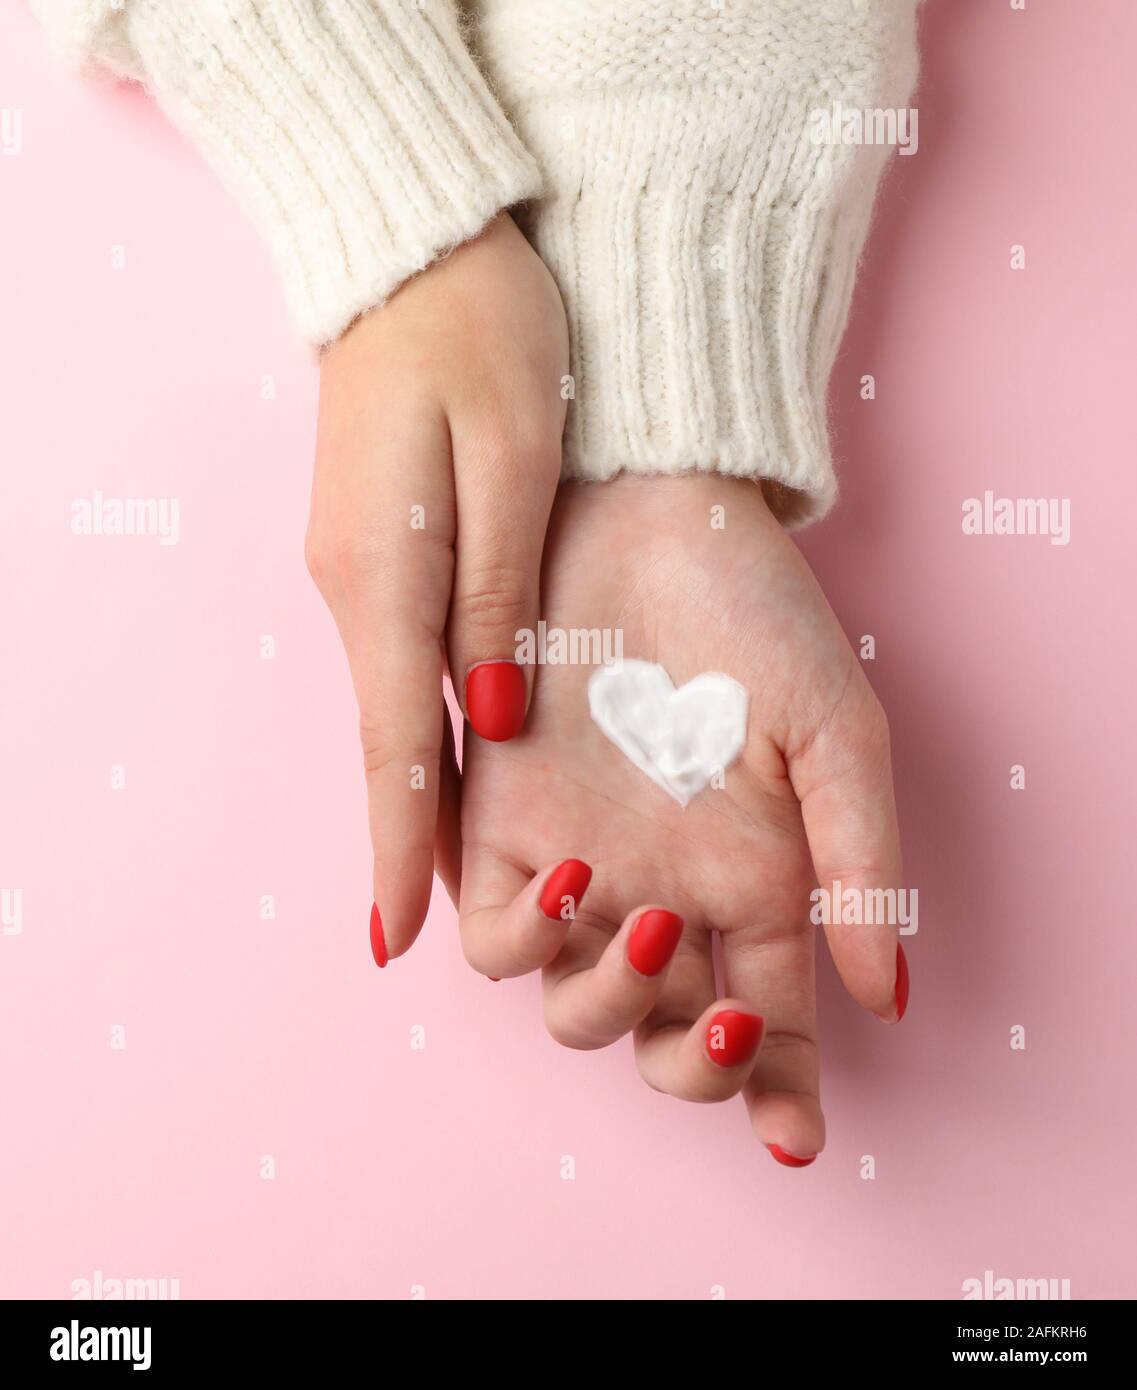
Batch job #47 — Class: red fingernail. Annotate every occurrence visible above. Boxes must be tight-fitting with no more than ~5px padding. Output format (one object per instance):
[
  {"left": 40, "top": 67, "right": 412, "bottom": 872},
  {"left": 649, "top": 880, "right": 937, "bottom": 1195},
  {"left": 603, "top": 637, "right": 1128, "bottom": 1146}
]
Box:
[
  {"left": 895, "top": 942, "right": 910, "bottom": 1022},
  {"left": 465, "top": 661, "right": 526, "bottom": 741},
  {"left": 539, "top": 859, "right": 592, "bottom": 922},
  {"left": 705, "top": 1009, "right": 764, "bottom": 1068},
  {"left": 369, "top": 902, "right": 388, "bottom": 968},
  {"left": 627, "top": 909, "right": 684, "bottom": 977},
  {"left": 765, "top": 1143, "right": 817, "bottom": 1168}
]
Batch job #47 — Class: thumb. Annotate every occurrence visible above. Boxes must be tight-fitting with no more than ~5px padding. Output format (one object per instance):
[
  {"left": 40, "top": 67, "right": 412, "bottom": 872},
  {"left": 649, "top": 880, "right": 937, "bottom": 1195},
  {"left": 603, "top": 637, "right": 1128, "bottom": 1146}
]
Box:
[
  {"left": 789, "top": 686, "right": 910, "bottom": 1023},
  {"left": 447, "top": 422, "right": 561, "bottom": 741}
]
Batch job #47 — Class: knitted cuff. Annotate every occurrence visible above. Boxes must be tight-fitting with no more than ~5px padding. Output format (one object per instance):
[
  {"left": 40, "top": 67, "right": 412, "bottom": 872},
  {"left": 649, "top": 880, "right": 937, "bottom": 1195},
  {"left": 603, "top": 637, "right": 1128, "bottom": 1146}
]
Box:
[
  {"left": 515, "top": 94, "right": 894, "bottom": 528},
  {"left": 49, "top": 0, "right": 543, "bottom": 346},
  {"left": 481, "top": 2, "right": 920, "bottom": 527}
]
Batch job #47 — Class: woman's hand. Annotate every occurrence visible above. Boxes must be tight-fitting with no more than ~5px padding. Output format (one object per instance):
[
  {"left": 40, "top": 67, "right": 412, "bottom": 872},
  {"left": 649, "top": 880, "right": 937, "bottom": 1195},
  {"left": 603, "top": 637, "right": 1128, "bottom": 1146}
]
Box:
[
  {"left": 305, "top": 214, "right": 569, "bottom": 965},
  {"left": 457, "top": 474, "right": 908, "bottom": 1163}
]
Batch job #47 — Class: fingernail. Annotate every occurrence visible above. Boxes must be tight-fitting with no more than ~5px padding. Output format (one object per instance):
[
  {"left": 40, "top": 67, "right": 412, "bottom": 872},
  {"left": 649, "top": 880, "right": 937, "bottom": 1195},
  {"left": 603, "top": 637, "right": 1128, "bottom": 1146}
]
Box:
[
  {"left": 488, "top": 976, "right": 501, "bottom": 983},
  {"left": 465, "top": 660, "right": 526, "bottom": 741},
  {"left": 705, "top": 1009, "right": 764, "bottom": 1068},
  {"left": 627, "top": 909, "right": 684, "bottom": 977},
  {"left": 874, "top": 943, "right": 910, "bottom": 1024},
  {"left": 539, "top": 858, "right": 593, "bottom": 922},
  {"left": 765, "top": 1143, "right": 817, "bottom": 1168},
  {"left": 895, "top": 942, "right": 910, "bottom": 1021},
  {"left": 369, "top": 902, "right": 388, "bottom": 969}
]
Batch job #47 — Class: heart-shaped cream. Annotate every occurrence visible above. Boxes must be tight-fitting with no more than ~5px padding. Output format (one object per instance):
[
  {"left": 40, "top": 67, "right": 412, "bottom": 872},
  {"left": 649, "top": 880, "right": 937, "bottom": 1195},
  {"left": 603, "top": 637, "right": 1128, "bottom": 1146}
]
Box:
[{"left": 587, "top": 660, "right": 748, "bottom": 807}]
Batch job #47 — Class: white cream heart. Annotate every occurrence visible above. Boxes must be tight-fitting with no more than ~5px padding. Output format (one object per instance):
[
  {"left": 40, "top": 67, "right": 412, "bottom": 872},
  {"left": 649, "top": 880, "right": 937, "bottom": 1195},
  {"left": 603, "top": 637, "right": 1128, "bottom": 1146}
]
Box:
[{"left": 587, "top": 660, "right": 748, "bottom": 807}]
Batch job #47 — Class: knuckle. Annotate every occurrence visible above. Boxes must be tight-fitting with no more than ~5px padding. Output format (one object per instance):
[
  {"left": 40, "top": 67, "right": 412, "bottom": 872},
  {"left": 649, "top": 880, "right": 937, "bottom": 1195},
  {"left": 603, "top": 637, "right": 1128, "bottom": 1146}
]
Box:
[
  {"left": 638, "top": 1071, "right": 668, "bottom": 1097},
  {"left": 824, "top": 672, "right": 890, "bottom": 764},
  {"left": 303, "top": 526, "right": 331, "bottom": 588},
  {"left": 544, "top": 1009, "right": 592, "bottom": 1052},
  {"left": 307, "top": 515, "right": 453, "bottom": 626},
  {"left": 455, "top": 562, "right": 532, "bottom": 639},
  {"left": 480, "top": 411, "right": 561, "bottom": 470},
  {"left": 860, "top": 695, "right": 891, "bottom": 753},
  {"left": 332, "top": 532, "right": 387, "bottom": 583},
  {"left": 305, "top": 523, "right": 384, "bottom": 591},
  {"left": 359, "top": 724, "right": 438, "bottom": 782},
  {"left": 457, "top": 919, "right": 496, "bottom": 978}
]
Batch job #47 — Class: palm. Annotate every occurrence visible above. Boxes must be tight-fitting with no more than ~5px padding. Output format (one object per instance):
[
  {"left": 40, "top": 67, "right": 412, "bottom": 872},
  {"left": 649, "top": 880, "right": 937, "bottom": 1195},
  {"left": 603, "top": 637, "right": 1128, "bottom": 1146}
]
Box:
[{"left": 458, "top": 474, "right": 903, "bottom": 1159}]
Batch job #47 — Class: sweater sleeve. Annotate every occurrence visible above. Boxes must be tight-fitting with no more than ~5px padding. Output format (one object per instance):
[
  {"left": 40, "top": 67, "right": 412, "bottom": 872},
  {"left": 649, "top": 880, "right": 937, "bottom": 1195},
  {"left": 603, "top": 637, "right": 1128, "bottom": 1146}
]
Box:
[
  {"left": 469, "top": 0, "right": 922, "bottom": 527},
  {"left": 31, "top": 0, "right": 542, "bottom": 345}
]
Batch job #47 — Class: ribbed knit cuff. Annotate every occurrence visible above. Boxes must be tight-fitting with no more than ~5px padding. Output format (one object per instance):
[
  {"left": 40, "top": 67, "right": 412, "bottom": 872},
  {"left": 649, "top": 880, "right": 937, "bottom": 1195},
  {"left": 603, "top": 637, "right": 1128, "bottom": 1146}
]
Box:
[
  {"left": 515, "top": 92, "right": 895, "bottom": 528},
  {"left": 119, "top": 0, "right": 542, "bottom": 345}
]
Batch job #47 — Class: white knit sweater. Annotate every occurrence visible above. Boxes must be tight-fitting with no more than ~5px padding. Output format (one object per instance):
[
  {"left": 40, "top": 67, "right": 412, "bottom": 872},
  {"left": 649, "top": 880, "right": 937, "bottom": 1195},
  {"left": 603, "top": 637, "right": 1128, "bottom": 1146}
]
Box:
[{"left": 33, "top": 1, "right": 920, "bottom": 525}]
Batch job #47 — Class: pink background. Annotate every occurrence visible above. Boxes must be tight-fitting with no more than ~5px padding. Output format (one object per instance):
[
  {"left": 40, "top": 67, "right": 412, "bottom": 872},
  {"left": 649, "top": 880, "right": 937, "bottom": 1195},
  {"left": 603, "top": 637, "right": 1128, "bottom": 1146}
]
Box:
[{"left": 2, "top": 2, "right": 1134, "bottom": 1300}]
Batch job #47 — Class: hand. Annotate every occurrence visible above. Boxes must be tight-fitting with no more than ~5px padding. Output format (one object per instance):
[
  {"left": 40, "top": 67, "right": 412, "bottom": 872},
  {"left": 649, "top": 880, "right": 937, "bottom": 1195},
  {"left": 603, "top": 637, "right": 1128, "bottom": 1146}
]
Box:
[
  {"left": 457, "top": 474, "right": 908, "bottom": 1163},
  {"left": 306, "top": 214, "right": 569, "bottom": 964}
]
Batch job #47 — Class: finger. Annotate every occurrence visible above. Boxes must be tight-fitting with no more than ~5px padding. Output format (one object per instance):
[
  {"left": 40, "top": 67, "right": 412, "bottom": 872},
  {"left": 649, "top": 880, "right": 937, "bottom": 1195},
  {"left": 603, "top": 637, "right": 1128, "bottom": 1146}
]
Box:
[
  {"left": 631, "top": 932, "right": 715, "bottom": 1095},
  {"left": 722, "top": 926, "right": 824, "bottom": 1167},
  {"left": 542, "top": 907, "right": 685, "bottom": 1050},
  {"left": 446, "top": 416, "right": 561, "bottom": 741},
  {"left": 358, "top": 636, "right": 446, "bottom": 967},
  {"left": 636, "top": 1000, "right": 766, "bottom": 1103},
  {"left": 459, "top": 851, "right": 594, "bottom": 979},
  {"left": 635, "top": 935, "right": 765, "bottom": 1100},
  {"left": 790, "top": 688, "right": 909, "bottom": 1022},
  {"left": 308, "top": 403, "right": 456, "bottom": 968}
]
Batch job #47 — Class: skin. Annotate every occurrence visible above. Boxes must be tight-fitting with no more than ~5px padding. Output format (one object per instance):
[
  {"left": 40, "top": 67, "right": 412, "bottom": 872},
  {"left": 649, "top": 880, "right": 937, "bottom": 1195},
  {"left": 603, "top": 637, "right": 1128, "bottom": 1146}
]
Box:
[
  {"left": 453, "top": 475, "right": 905, "bottom": 1159},
  {"left": 306, "top": 214, "right": 569, "bottom": 957}
]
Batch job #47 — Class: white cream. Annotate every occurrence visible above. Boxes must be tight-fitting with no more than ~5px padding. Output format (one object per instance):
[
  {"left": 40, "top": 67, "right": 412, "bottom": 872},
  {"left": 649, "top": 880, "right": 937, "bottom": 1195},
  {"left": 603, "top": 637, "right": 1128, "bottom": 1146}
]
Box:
[{"left": 588, "top": 660, "right": 748, "bottom": 808}]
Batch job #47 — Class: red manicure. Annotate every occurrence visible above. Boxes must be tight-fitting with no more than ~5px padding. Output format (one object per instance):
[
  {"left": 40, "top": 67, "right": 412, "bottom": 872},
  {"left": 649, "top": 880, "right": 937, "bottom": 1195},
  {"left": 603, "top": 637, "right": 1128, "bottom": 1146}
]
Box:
[
  {"left": 766, "top": 1143, "right": 817, "bottom": 1168},
  {"left": 705, "top": 1009, "right": 763, "bottom": 1067},
  {"left": 465, "top": 661, "right": 526, "bottom": 741},
  {"left": 627, "top": 909, "right": 684, "bottom": 977},
  {"left": 369, "top": 902, "right": 388, "bottom": 968},
  {"left": 539, "top": 859, "right": 593, "bottom": 922},
  {"left": 895, "top": 942, "right": 910, "bottom": 1021}
]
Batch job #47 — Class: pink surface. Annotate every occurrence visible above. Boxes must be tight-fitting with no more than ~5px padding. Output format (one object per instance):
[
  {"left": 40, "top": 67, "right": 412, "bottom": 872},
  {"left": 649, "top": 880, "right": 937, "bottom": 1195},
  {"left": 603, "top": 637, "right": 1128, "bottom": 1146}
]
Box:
[{"left": 2, "top": 3, "right": 1135, "bottom": 1300}]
